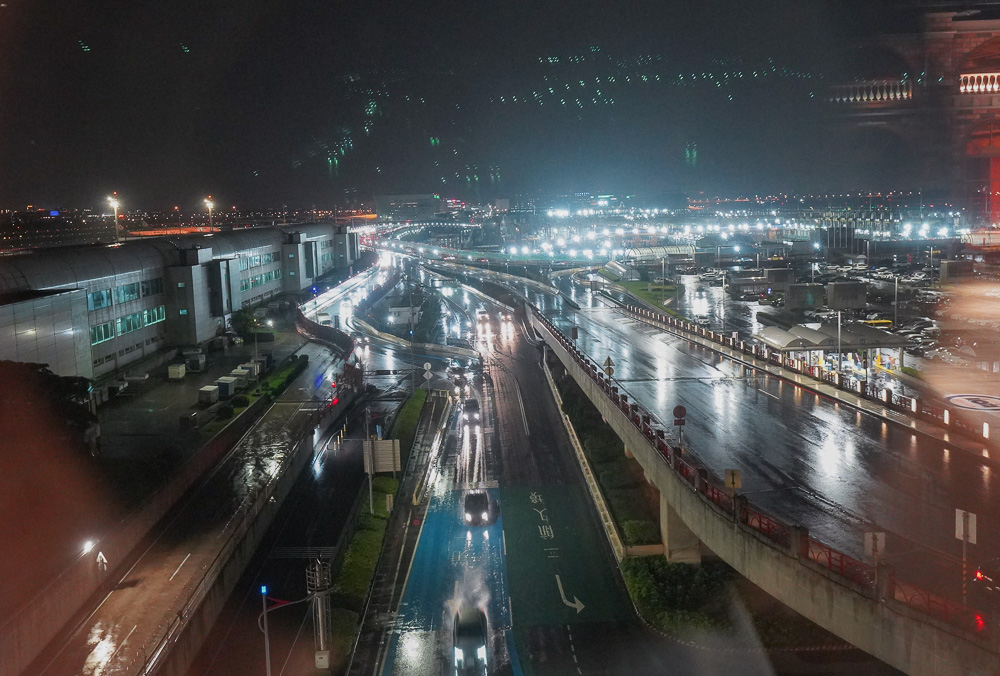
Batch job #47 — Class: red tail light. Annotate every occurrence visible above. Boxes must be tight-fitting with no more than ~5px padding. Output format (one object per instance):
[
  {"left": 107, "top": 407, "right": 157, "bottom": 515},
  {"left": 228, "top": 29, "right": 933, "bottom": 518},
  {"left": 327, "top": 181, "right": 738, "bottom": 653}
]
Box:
[{"left": 976, "top": 570, "right": 985, "bottom": 580}]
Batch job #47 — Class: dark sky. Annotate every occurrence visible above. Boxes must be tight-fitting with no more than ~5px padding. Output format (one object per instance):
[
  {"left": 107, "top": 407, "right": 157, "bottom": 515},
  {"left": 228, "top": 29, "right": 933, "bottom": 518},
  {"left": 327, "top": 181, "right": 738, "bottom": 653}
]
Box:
[{"left": 0, "top": 1, "right": 877, "bottom": 210}]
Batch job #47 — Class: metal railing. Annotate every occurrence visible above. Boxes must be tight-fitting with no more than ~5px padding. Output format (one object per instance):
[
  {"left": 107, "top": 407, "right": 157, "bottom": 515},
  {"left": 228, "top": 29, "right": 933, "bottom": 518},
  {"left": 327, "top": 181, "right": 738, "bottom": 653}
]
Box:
[{"left": 529, "top": 305, "right": 992, "bottom": 639}]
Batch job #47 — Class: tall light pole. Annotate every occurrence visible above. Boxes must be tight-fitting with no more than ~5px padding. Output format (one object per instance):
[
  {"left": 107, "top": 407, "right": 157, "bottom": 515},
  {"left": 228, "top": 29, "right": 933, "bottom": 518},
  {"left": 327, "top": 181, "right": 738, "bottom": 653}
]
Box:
[
  {"left": 108, "top": 194, "right": 120, "bottom": 243},
  {"left": 205, "top": 197, "right": 215, "bottom": 231},
  {"left": 260, "top": 585, "right": 272, "bottom": 676},
  {"left": 894, "top": 276, "right": 898, "bottom": 330},
  {"left": 837, "top": 310, "right": 842, "bottom": 379}
]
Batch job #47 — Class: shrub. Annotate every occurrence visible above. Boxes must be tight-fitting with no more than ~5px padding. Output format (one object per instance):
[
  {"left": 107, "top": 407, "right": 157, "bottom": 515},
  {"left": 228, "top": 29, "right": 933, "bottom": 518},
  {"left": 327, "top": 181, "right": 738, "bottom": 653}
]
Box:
[
  {"left": 372, "top": 476, "right": 398, "bottom": 495},
  {"left": 620, "top": 557, "right": 735, "bottom": 634},
  {"left": 584, "top": 436, "right": 622, "bottom": 464},
  {"left": 622, "top": 520, "right": 660, "bottom": 546},
  {"left": 599, "top": 467, "right": 633, "bottom": 489},
  {"left": 217, "top": 404, "right": 234, "bottom": 419},
  {"left": 231, "top": 394, "right": 250, "bottom": 407},
  {"left": 606, "top": 488, "right": 648, "bottom": 523}
]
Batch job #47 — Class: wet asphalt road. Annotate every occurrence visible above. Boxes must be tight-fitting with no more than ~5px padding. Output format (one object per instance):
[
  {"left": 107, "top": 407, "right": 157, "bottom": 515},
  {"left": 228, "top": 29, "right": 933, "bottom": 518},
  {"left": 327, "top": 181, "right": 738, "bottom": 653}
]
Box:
[{"left": 527, "top": 270, "right": 999, "bottom": 605}]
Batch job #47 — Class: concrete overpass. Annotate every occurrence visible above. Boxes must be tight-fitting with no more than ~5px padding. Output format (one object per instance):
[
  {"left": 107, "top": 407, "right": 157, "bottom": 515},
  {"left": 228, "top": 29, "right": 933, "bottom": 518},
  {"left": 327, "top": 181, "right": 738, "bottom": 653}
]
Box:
[{"left": 527, "top": 306, "right": 1000, "bottom": 676}]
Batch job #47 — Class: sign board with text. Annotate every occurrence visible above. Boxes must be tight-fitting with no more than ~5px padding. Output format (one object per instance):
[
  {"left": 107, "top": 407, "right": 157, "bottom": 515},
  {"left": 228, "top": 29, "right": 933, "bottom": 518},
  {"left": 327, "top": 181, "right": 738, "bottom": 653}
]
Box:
[{"left": 363, "top": 439, "right": 401, "bottom": 474}]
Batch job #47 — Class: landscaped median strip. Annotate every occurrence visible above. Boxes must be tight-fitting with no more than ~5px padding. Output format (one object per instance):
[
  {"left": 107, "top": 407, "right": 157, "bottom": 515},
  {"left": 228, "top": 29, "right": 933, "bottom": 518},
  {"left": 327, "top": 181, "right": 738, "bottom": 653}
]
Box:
[
  {"left": 328, "top": 476, "right": 398, "bottom": 673},
  {"left": 541, "top": 353, "right": 625, "bottom": 561}
]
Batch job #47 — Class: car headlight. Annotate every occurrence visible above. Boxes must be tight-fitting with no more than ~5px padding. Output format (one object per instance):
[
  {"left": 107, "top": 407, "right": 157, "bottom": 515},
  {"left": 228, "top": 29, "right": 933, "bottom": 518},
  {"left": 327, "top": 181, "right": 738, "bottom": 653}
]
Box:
[
  {"left": 454, "top": 647, "right": 464, "bottom": 665},
  {"left": 465, "top": 512, "right": 472, "bottom": 522},
  {"left": 477, "top": 645, "right": 487, "bottom": 663},
  {"left": 481, "top": 511, "right": 488, "bottom": 521}
]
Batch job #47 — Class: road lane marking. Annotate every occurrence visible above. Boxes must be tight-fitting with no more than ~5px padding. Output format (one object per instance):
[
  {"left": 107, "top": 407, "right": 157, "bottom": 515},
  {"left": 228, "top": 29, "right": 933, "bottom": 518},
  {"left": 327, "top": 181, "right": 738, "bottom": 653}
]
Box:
[
  {"left": 555, "top": 575, "right": 585, "bottom": 613},
  {"left": 108, "top": 624, "right": 137, "bottom": 666},
  {"left": 168, "top": 553, "right": 191, "bottom": 582}
]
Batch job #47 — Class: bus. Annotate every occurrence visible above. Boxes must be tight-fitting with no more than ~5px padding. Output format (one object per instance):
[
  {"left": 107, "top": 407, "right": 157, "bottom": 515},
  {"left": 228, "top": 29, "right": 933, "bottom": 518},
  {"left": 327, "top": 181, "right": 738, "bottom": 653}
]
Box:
[{"left": 862, "top": 319, "right": 893, "bottom": 329}]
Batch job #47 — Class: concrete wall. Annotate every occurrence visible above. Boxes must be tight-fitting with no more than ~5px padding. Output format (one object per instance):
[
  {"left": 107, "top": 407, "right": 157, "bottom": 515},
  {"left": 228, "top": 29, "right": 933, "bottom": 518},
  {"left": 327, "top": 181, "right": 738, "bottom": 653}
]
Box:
[
  {"left": 0, "top": 393, "right": 274, "bottom": 676},
  {"left": 530, "top": 311, "right": 1000, "bottom": 676},
  {"left": 151, "top": 392, "right": 355, "bottom": 676}
]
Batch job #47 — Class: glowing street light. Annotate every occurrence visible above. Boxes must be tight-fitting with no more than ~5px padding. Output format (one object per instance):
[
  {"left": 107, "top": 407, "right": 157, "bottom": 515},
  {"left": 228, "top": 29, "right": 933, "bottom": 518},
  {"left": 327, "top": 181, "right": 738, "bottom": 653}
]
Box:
[
  {"left": 107, "top": 194, "right": 120, "bottom": 243},
  {"left": 205, "top": 196, "right": 215, "bottom": 231}
]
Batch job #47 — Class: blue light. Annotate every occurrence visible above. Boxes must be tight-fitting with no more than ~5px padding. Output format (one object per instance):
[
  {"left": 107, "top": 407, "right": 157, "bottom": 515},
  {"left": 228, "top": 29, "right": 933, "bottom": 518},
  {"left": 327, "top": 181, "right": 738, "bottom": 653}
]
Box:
[
  {"left": 260, "top": 585, "right": 267, "bottom": 595},
  {"left": 49, "top": 210, "right": 59, "bottom": 217}
]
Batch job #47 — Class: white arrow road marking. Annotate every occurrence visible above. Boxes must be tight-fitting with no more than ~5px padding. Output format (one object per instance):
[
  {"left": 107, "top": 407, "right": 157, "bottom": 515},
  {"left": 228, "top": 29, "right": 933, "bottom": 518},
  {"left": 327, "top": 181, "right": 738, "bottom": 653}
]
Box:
[{"left": 555, "top": 574, "right": 585, "bottom": 614}]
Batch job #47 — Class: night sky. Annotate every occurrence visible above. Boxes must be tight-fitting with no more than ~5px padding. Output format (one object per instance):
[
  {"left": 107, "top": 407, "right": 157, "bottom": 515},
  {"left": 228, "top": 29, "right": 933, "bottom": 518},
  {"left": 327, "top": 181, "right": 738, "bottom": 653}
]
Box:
[{"left": 0, "top": 1, "right": 884, "bottom": 209}]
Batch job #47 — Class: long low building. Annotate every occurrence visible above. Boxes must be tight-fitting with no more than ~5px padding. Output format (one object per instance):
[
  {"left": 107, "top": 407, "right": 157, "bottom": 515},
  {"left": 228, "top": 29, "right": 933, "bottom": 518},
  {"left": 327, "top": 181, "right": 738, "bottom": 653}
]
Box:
[
  {"left": 0, "top": 224, "right": 359, "bottom": 402},
  {"left": 754, "top": 321, "right": 909, "bottom": 353}
]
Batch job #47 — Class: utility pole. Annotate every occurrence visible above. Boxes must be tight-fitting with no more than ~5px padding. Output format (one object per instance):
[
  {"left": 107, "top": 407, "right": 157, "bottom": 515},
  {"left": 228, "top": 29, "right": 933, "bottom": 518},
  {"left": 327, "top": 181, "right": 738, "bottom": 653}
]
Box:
[
  {"left": 837, "top": 310, "right": 842, "bottom": 379},
  {"left": 894, "top": 276, "right": 898, "bottom": 330}
]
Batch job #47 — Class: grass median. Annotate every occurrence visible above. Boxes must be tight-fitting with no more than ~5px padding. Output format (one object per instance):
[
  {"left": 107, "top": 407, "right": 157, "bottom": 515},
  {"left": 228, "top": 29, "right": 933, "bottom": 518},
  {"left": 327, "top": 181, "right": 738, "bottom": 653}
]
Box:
[
  {"left": 388, "top": 387, "right": 428, "bottom": 468},
  {"left": 329, "top": 476, "right": 399, "bottom": 672}
]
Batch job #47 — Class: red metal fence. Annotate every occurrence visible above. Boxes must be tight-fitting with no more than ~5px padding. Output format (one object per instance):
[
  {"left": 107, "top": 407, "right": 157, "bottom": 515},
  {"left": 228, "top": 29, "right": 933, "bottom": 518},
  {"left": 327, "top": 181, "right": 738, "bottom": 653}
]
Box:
[{"left": 530, "top": 305, "right": 990, "bottom": 638}]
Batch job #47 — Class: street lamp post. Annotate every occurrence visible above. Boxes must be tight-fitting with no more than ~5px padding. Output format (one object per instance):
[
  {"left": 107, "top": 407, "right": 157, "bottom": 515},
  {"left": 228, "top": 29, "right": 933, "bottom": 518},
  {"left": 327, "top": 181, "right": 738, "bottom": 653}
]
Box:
[
  {"left": 837, "top": 310, "right": 842, "bottom": 380},
  {"left": 894, "top": 276, "right": 898, "bottom": 330},
  {"left": 108, "top": 195, "right": 120, "bottom": 243},
  {"left": 661, "top": 256, "right": 665, "bottom": 306},
  {"left": 205, "top": 197, "right": 215, "bottom": 231},
  {"left": 261, "top": 585, "right": 272, "bottom": 676}
]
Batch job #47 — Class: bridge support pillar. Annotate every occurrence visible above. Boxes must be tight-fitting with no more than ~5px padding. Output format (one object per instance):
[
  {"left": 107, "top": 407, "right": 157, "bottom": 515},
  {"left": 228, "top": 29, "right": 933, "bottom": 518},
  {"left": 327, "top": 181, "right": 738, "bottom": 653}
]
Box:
[{"left": 660, "top": 492, "right": 701, "bottom": 563}]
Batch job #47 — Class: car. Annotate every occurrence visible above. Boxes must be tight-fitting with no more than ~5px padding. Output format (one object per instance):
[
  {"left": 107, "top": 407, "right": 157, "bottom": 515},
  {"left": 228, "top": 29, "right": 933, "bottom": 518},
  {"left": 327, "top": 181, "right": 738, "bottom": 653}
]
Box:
[
  {"left": 453, "top": 606, "right": 488, "bottom": 675},
  {"left": 475, "top": 308, "right": 489, "bottom": 322},
  {"left": 694, "top": 315, "right": 710, "bottom": 327},
  {"left": 463, "top": 491, "right": 490, "bottom": 526},
  {"left": 463, "top": 398, "right": 480, "bottom": 421},
  {"left": 973, "top": 559, "right": 1000, "bottom": 608}
]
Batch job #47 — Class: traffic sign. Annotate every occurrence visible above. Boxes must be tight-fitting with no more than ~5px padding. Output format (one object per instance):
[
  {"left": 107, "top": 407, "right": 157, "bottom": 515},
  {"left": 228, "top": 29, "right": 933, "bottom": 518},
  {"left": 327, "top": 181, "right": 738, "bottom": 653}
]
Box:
[
  {"left": 603, "top": 356, "right": 614, "bottom": 368},
  {"left": 673, "top": 405, "right": 686, "bottom": 419},
  {"left": 864, "top": 531, "right": 885, "bottom": 561},
  {"left": 956, "top": 509, "right": 977, "bottom": 544},
  {"left": 724, "top": 469, "right": 741, "bottom": 491},
  {"left": 604, "top": 365, "right": 614, "bottom": 377},
  {"left": 423, "top": 362, "right": 432, "bottom": 371}
]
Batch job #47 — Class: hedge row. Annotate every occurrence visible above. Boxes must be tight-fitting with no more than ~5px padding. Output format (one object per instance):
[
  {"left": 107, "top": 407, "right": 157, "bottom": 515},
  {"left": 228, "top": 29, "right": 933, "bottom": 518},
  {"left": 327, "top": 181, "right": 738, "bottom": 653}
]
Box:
[
  {"left": 621, "top": 556, "right": 735, "bottom": 634},
  {"left": 550, "top": 355, "right": 660, "bottom": 545}
]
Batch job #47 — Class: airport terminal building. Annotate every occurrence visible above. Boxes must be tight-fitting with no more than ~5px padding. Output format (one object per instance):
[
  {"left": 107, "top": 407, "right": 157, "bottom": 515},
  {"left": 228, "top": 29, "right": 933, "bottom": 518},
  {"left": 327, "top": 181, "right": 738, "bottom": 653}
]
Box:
[{"left": 0, "top": 224, "right": 359, "bottom": 402}]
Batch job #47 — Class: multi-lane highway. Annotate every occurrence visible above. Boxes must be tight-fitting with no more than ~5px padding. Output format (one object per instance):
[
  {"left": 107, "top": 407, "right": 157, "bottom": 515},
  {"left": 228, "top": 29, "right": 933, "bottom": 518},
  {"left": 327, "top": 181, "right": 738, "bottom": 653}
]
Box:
[
  {"left": 360, "top": 275, "right": 774, "bottom": 675},
  {"left": 466, "top": 264, "right": 996, "bottom": 607}
]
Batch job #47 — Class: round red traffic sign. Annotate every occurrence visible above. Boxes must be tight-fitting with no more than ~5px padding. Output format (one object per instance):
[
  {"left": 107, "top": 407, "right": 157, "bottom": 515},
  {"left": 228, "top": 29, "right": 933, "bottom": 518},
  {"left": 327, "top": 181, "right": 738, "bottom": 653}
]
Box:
[{"left": 673, "top": 405, "right": 687, "bottom": 419}]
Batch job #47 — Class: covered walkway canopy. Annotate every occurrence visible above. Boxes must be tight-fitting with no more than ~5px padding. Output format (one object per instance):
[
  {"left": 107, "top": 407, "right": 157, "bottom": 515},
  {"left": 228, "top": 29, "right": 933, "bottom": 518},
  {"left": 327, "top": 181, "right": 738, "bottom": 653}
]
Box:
[{"left": 754, "top": 322, "right": 908, "bottom": 352}]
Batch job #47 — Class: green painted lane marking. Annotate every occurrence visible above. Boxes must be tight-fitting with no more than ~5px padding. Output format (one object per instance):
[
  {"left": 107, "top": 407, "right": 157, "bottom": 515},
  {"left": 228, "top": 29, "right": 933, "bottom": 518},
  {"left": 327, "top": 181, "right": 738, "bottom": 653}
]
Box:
[{"left": 500, "top": 484, "right": 631, "bottom": 627}]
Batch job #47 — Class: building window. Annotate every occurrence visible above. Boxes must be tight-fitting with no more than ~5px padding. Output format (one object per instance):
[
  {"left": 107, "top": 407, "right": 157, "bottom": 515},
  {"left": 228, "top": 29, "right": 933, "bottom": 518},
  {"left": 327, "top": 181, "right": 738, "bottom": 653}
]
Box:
[
  {"left": 143, "top": 305, "right": 166, "bottom": 325},
  {"left": 90, "top": 321, "right": 115, "bottom": 345},
  {"left": 177, "top": 282, "right": 186, "bottom": 288},
  {"left": 116, "top": 311, "right": 143, "bottom": 336},
  {"left": 116, "top": 282, "right": 140, "bottom": 304},
  {"left": 141, "top": 278, "right": 163, "bottom": 297},
  {"left": 179, "top": 309, "right": 188, "bottom": 315},
  {"left": 87, "top": 289, "right": 112, "bottom": 311}
]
